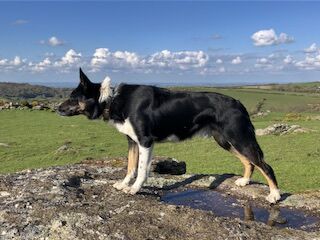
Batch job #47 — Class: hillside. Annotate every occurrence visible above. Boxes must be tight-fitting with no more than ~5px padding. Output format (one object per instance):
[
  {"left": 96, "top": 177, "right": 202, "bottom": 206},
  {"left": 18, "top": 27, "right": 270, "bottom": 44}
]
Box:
[
  {"left": 240, "top": 81, "right": 320, "bottom": 93},
  {"left": 0, "top": 82, "right": 71, "bottom": 100}
]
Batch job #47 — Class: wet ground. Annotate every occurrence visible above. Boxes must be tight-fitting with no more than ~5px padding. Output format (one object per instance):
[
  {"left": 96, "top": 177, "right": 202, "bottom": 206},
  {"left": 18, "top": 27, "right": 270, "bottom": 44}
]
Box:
[
  {"left": 162, "top": 189, "right": 319, "bottom": 231},
  {"left": 0, "top": 159, "right": 320, "bottom": 239}
]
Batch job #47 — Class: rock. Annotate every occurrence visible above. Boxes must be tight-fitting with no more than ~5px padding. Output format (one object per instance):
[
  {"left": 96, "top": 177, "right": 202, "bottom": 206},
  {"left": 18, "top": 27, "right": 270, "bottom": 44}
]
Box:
[
  {"left": 256, "top": 123, "right": 311, "bottom": 136},
  {"left": 152, "top": 158, "right": 186, "bottom": 175},
  {"left": 281, "top": 190, "right": 320, "bottom": 212},
  {"left": 0, "top": 163, "right": 319, "bottom": 239},
  {"left": 0, "top": 191, "right": 10, "bottom": 197},
  {"left": 32, "top": 105, "right": 44, "bottom": 110},
  {"left": 56, "top": 144, "right": 69, "bottom": 153},
  {"left": 55, "top": 142, "right": 73, "bottom": 154},
  {"left": 252, "top": 110, "right": 271, "bottom": 118}
]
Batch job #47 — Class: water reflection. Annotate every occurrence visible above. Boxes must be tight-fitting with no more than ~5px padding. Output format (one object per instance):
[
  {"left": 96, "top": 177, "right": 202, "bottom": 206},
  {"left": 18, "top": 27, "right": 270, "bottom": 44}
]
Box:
[{"left": 161, "top": 189, "right": 319, "bottom": 231}]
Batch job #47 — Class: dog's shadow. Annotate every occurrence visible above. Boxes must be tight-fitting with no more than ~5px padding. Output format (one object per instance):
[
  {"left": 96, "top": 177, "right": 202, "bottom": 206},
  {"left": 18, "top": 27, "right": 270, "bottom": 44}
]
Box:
[
  {"left": 142, "top": 173, "right": 235, "bottom": 197},
  {"left": 142, "top": 174, "right": 290, "bottom": 203}
]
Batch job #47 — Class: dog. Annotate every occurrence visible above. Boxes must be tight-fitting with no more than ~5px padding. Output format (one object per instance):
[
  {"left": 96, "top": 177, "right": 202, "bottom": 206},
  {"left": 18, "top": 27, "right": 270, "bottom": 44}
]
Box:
[{"left": 57, "top": 68, "right": 281, "bottom": 203}]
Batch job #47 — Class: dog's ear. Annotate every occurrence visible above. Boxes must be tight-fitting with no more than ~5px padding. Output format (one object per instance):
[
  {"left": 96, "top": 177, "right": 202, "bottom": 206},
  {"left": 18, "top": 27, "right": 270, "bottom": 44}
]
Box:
[{"left": 79, "top": 68, "right": 92, "bottom": 87}]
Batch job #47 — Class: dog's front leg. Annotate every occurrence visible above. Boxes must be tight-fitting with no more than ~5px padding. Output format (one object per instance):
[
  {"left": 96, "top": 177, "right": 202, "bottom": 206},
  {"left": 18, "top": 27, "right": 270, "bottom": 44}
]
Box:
[
  {"left": 113, "top": 137, "right": 139, "bottom": 190},
  {"left": 123, "top": 143, "right": 153, "bottom": 195}
]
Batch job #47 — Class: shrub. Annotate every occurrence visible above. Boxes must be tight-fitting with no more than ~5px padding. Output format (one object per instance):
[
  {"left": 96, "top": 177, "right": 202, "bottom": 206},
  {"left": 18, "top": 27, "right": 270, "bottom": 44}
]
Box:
[
  {"left": 20, "top": 100, "right": 30, "bottom": 107},
  {"left": 283, "top": 113, "right": 304, "bottom": 122},
  {"left": 31, "top": 100, "right": 39, "bottom": 107},
  {"left": 250, "top": 98, "right": 266, "bottom": 116}
]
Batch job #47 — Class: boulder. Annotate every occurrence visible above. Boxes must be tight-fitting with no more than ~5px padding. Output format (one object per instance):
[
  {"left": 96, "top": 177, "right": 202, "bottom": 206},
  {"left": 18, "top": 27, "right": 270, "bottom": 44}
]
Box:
[{"left": 151, "top": 158, "right": 186, "bottom": 175}]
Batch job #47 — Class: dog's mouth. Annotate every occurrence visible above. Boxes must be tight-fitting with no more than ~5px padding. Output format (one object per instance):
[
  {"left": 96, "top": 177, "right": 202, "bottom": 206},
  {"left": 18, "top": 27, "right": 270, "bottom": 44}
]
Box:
[
  {"left": 56, "top": 105, "right": 81, "bottom": 117},
  {"left": 56, "top": 110, "right": 68, "bottom": 116}
]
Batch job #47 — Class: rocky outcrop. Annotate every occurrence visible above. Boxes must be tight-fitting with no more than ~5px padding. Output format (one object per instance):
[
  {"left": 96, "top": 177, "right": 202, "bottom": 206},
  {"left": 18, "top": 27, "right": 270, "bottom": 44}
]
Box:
[
  {"left": 0, "top": 101, "right": 58, "bottom": 112},
  {"left": 256, "top": 123, "right": 312, "bottom": 136},
  {"left": 0, "top": 160, "right": 319, "bottom": 240}
]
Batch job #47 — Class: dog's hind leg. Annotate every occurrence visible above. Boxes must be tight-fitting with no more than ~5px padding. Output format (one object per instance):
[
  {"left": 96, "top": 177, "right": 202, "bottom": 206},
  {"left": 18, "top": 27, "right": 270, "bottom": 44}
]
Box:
[
  {"left": 231, "top": 141, "right": 280, "bottom": 204},
  {"left": 213, "top": 127, "right": 280, "bottom": 203},
  {"left": 113, "top": 136, "right": 139, "bottom": 190},
  {"left": 213, "top": 132, "right": 253, "bottom": 187},
  {"left": 231, "top": 148, "right": 254, "bottom": 187},
  {"left": 255, "top": 161, "right": 281, "bottom": 204}
]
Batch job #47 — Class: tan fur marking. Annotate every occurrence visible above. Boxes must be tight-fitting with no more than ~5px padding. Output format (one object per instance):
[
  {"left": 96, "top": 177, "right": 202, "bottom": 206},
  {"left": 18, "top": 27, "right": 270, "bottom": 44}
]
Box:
[
  {"left": 256, "top": 166, "right": 278, "bottom": 190},
  {"left": 127, "top": 143, "right": 139, "bottom": 175},
  {"left": 231, "top": 148, "right": 254, "bottom": 179},
  {"left": 231, "top": 147, "right": 277, "bottom": 190},
  {"left": 79, "top": 101, "right": 86, "bottom": 111}
]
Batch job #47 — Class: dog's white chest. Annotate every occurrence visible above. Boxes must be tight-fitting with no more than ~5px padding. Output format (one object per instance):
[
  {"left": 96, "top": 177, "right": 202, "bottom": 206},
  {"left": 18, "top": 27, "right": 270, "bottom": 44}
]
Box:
[{"left": 111, "top": 119, "right": 138, "bottom": 142}]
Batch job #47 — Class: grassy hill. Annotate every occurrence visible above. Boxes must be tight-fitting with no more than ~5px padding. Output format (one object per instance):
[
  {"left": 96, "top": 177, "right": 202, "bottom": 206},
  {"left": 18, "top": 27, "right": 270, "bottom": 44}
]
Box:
[
  {"left": 0, "top": 110, "right": 319, "bottom": 193},
  {"left": 0, "top": 82, "right": 320, "bottom": 193},
  {"left": 0, "top": 82, "right": 71, "bottom": 100},
  {"left": 240, "top": 81, "right": 320, "bottom": 93}
]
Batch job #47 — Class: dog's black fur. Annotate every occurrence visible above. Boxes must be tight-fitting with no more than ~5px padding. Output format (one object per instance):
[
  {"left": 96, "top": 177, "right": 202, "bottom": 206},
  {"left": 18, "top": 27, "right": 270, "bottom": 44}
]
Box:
[{"left": 58, "top": 69, "right": 279, "bottom": 200}]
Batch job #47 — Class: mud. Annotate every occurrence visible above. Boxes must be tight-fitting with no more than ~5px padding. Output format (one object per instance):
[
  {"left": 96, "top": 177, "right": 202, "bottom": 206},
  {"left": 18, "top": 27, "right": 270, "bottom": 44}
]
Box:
[{"left": 0, "top": 159, "right": 319, "bottom": 240}]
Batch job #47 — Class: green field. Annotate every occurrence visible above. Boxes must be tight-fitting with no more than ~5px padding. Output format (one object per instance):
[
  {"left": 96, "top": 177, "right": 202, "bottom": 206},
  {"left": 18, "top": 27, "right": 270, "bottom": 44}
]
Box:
[{"left": 0, "top": 87, "right": 320, "bottom": 193}]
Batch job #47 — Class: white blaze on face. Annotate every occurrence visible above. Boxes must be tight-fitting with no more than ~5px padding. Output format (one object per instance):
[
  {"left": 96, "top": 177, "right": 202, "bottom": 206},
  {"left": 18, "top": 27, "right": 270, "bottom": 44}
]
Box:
[{"left": 99, "top": 76, "right": 112, "bottom": 103}]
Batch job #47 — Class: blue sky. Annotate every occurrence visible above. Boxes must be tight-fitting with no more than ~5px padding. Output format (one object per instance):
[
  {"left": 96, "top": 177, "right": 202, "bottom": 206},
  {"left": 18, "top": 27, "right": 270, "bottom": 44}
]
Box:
[{"left": 1, "top": 1, "right": 320, "bottom": 86}]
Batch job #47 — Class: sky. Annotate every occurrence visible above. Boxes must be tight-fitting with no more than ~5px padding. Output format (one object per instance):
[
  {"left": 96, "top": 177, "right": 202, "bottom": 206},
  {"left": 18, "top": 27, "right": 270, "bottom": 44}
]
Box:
[{"left": 1, "top": 1, "right": 320, "bottom": 86}]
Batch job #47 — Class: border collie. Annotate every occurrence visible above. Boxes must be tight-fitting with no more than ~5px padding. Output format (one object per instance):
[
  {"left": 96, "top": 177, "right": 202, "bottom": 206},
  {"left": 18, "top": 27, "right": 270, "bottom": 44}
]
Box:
[{"left": 58, "top": 69, "right": 281, "bottom": 203}]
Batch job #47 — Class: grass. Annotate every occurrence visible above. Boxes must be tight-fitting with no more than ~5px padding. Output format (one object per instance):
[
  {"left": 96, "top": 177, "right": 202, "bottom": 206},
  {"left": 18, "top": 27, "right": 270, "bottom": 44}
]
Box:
[
  {"left": 1, "top": 109, "right": 319, "bottom": 193},
  {"left": 0, "top": 87, "right": 320, "bottom": 193},
  {"left": 171, "top": 87, "right": 320, "bottom": 113}
]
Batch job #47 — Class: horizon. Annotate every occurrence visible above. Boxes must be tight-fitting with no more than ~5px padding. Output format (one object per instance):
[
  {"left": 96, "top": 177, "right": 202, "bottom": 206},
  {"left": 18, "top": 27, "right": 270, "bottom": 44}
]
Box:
[{"left": 1, "top": 2, "right": 320, "bottom": 85}]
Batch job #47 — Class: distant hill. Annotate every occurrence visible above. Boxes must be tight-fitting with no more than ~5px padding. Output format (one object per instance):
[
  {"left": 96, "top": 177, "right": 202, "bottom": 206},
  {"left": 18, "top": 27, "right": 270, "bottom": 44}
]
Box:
[
  {"left": 241, "top": 82, "right": 320, "bottom": 93},
  {"left": 0, "top": 82, "right": 71, "bottom": 100}
]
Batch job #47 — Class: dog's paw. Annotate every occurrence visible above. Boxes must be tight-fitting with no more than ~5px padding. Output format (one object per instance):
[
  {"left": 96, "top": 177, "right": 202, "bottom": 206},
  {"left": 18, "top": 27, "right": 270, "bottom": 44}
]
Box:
[
  {"left": 122, "top": 186, "right": 132, "bottom": 194},
  {"left": 122, "top": 184, "right": 141, "bottom": 195},
  {"left": 235, "top": 177, "right": 250, "bottom": 187},
  {"left": 266, "top": 189, "right": 281, "bottom": 204},
  {"left": 113, "top": 181, "right": 127, "bottom": 191},
  {"left": 129, "top": 185, "right": 140, "bottom": 195}
]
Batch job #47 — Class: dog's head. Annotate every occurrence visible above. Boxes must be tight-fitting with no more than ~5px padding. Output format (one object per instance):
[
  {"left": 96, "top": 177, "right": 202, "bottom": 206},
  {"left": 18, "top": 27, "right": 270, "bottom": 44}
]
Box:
[{"left": 57, "top": 68, "right": 111, "bottom": 120}]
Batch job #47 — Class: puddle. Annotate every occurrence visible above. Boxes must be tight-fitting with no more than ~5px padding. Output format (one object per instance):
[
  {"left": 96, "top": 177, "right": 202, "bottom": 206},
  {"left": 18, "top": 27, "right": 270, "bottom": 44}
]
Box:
[{"left": 161, "top": 189, "right": 320, "bottom": 231}]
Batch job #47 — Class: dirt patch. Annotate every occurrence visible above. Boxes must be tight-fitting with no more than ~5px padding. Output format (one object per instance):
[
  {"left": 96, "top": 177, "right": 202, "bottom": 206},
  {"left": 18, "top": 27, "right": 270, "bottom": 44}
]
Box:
[{"left": 0, "top": 160, "right": 319, "bottom": 240}]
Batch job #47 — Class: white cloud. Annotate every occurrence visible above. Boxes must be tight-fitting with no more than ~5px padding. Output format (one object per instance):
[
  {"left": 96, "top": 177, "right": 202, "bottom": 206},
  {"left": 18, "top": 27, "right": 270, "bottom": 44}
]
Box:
[
  {"left": 216, "top": 59, "right": 223, "bottom": 64},
  {"left": 0, "top": 56, "right": 27, "bottom": 72},
  {"left": 254, "top": 57, "right": 274, "bottom": 69},
  {"left": 91, "top": 48, "right": 209, "bottom": 73},
  {"left": 304, "top": 43, "right": 318, "bottom": 53},
  {"left": 31, "top": 58, "right": 52, "bottom": 72},
  {"left": 231, "top": 56, "right": 242, "bottom": 64},
  {"left": 5, "top": 44, "right": 320, "bottom": 77},
  {"left": 219, "top": 67, "right": 225, "bottom": 73},
  {"left": 212, "top": 34, "right": 222, "bottom": 40},
  {"left": 91, "top": 48, "right": 141, "bottom": 72},
  {"left": 12, "top": 19, "right": 29, "bottom": 25},
  {"left": 256, "top": 58, "right": 270, "bottom": 64},
  {"left": 0, "top": 58, "right": 9, "bottom": 66},
  {"left": 295, "top": 54, "right": 320, "bottom": 70},
  {"left": 283, "top": 55, "right": 294, "bottom": 64},
  {"left": 277, "top": 33, "right": 294, "bottom": 44},
  {"left": 40, "top": 36, "right": 65, "bottom": 46},
  {"left": 48, "top": 36, "right": 64, "bottom": 46},
  {"left": 145, "top": 50, "right": 209, "bottom": 70},
  {"left": 251, "top": 29, "right": 294, "bottom": 46},
  {"left": 12, "top": 56, "right": 22, "bottom": 66},
  {"left": 55, "top": 49, "right": 82, "bottom": 67}
]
